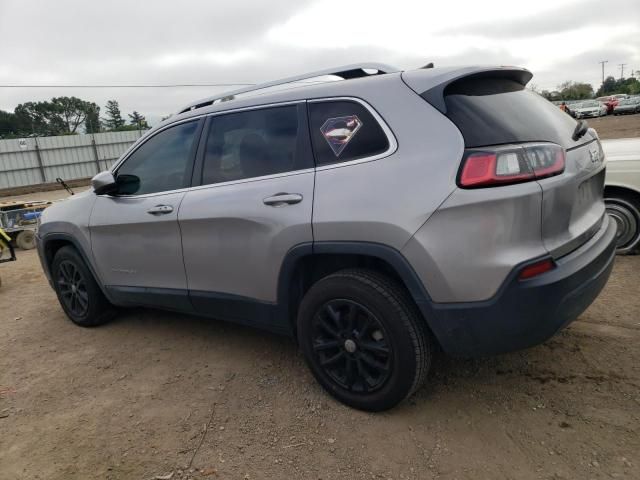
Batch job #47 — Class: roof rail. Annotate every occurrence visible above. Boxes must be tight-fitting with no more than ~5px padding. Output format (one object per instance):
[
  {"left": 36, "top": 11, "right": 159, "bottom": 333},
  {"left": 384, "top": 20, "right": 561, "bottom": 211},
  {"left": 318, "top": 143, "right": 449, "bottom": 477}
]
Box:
[{"left": 178, "top": 62, "right": 400, "bottom": 114}]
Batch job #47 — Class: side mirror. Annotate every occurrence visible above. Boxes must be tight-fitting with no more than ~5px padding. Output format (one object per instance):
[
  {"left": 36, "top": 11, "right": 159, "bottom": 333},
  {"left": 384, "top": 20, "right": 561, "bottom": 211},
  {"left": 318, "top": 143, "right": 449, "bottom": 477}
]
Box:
[
  {"left": 91, "top": 171, "right": 117, "bottom": 195},
  {"left": 114, "top": 174, "right": 141, "bottom": 195}
]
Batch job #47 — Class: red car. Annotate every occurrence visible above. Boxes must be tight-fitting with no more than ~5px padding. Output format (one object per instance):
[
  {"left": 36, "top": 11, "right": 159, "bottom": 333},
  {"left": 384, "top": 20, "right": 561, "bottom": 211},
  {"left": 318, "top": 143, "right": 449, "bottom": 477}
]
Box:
[{"left": 596, "top": 96, "right": 618, "bottom": 114}]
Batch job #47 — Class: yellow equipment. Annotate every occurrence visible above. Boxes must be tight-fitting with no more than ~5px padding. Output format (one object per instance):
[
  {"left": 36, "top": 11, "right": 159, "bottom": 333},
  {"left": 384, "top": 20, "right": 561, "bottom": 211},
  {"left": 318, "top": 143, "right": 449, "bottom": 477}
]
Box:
[{"left": 0, "top": 226, "right": 17, "bottom": 287}]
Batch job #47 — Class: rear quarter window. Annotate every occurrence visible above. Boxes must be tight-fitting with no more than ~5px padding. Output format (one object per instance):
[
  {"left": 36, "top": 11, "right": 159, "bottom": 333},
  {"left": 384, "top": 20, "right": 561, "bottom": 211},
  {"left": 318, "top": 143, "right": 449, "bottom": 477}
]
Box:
[{"left": 308, "top": 100, "right": 390, "bottom": 165}]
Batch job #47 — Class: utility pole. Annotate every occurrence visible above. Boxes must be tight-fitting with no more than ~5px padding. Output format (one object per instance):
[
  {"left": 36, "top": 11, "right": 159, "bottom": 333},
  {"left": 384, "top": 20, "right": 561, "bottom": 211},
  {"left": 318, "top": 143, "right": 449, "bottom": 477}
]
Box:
[
  {"left": 619, "top": 63, "right": 626, "bottom": 80},
  {"left": 599, "top": 60, "right": 608, "bottom": 84}
]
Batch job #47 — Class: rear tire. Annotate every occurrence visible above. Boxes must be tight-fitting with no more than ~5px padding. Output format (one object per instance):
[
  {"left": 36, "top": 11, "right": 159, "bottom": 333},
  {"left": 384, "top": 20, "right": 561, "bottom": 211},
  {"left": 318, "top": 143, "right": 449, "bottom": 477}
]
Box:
[
  {"left": 605, "top": 194, "right": 640, "bottom": 254},
  {"left": 297, "top": 269, "right": 431, "bottom": 411},
  {"left": 16, "top": 230, "right": 36, "bottom": 250},
  {"left": 51, "top": 246, "right": 115, "bottom": 326}
]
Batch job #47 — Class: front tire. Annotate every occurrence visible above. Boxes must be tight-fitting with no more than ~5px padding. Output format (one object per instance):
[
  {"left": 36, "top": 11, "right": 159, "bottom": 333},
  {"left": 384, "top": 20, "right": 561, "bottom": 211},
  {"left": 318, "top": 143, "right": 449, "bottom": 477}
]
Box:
[
  {"left": 52, "top": 246, "right": 115, "bottom": 326},
  {"left": 605, "top": 195, "right": 640, "bottom": 254},
  {"left": 297, "top": 269, "right": 431, "bottom": 411}
]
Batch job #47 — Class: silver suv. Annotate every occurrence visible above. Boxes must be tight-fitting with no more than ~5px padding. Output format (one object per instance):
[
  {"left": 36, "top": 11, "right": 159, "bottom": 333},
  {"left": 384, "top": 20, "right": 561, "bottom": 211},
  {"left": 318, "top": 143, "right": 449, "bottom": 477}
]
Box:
[{"left": 37, "top": 63, "right": 617, "bottom": 411}]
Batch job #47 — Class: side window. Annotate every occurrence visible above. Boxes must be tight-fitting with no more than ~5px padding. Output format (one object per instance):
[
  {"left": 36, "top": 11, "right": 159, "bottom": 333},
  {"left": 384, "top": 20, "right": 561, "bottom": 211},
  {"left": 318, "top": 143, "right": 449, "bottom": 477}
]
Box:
[
  {"left": 201, "top": 105, "right": 310, "bottom": 185},
  {"left": 115, "top": 121, "right": 199, "bottom": 195},
  {"left": 308, "top": 100, "right": 390, "bottom": 165}
]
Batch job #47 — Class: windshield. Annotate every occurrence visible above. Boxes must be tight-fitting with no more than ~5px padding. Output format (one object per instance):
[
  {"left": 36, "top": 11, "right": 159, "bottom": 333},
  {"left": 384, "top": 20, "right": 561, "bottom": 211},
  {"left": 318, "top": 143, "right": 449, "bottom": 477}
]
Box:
[{"left": 581, "top": 101, "right": 599, "bottom": 107}]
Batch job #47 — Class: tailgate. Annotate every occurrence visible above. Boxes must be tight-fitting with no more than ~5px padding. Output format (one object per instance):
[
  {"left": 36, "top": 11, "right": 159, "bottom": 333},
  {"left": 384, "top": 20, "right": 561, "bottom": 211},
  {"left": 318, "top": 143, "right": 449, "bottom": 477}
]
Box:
[
  {"left": 538, "top": 139, "right": 606, "bottom": 258},
  {"left": 403, "top": 65, "right": 607, "bottom": 258}
]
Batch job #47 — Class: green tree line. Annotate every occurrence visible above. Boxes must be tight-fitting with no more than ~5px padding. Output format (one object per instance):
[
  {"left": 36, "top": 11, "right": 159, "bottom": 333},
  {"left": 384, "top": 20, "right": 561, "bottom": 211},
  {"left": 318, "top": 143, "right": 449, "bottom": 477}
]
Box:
[
  {"left": 0, "top": 97, "right": 149, "bottom": 139},
  {"left": 538, "top": 75, "right": 640, "bottom": 101}
]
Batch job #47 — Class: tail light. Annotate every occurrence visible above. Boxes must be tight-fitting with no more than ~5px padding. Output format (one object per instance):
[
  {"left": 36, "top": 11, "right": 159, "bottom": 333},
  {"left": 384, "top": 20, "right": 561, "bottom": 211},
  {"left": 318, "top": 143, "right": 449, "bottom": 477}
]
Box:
[{"left": 459, "top": 143, "right": 565, "bottom": 188}]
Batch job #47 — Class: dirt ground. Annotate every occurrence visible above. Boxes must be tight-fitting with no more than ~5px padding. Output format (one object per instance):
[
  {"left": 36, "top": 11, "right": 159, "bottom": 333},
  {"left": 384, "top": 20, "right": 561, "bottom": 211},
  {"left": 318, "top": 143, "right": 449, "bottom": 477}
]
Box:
[
  {"left": 0, "top": 250, "right": 638, "bottom": 480},
  {"left": 1, "top": 114, "right": 639, "bottom": 480},
  {"left": 588, "top": 113, "right": 640, "bottom": 140}
]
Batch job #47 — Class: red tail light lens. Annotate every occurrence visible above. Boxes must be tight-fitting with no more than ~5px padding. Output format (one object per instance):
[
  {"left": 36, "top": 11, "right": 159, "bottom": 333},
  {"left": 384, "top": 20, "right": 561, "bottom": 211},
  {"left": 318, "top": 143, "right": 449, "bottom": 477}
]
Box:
[
  {"left": 460, "top": 150, "right": 534, "bottom": 187},
  {"left": 459, "top": 143, "right": 565, "bottom": 188},
  {"left": 518, "top": 258, "right": 555, "bottom": 280}
]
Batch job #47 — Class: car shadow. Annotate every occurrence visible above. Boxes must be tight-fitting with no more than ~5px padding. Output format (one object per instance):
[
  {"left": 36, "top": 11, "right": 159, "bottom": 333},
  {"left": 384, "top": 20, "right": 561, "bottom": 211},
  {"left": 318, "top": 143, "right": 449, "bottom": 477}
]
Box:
[{"left": 105, "top": 306, "right": 580, "bottom": 406}]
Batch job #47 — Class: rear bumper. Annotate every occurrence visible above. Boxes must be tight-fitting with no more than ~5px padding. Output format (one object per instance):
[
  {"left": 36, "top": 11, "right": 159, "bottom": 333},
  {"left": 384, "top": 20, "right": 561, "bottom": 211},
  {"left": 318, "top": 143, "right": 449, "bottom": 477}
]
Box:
[{"left": 424, "top": 215, "right": 617, "bottom": 357}]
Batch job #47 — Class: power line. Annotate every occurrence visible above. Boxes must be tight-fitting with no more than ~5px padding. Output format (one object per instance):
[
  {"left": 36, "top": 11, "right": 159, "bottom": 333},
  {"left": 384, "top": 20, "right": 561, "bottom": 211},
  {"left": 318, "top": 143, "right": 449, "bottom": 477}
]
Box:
[{"left": 0, "top": 83, "right": 256, "bottom": 88}]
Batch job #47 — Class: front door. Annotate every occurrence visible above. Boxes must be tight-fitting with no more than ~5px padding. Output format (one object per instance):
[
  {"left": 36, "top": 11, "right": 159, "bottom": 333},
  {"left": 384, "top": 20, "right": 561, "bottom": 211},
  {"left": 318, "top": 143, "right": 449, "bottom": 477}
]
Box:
[
  {"left": 90, "top": 119, "right": 202, "bottom": 309},
  {"left": 178, "top": 104, "right": 315, "bottom": 330}
]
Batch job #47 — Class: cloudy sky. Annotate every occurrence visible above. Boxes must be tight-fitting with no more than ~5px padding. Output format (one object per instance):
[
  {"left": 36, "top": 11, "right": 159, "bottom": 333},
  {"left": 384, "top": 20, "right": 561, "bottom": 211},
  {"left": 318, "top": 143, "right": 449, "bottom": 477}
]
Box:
[{"left": 1, "top": 0, "right": 639, "bottom": 125}]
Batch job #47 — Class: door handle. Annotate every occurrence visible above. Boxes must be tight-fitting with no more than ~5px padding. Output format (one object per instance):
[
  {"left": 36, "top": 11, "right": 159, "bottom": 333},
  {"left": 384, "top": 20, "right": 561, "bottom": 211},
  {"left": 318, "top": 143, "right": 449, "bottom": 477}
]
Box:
[
  {"left": 146, "top": 204, "right": 174, "bottom": 215},
  {"left": 263, "top": 193, "right": 303, "bottom": 207}
]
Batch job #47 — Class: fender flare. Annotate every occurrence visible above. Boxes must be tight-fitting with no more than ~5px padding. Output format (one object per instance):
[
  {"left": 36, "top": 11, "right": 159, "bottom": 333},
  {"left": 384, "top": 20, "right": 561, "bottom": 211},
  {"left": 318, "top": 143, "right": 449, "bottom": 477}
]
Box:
[
  {"left": 276, "top": 241, "right": 436, "bottom": 333},
  {"left": 39, "top": 232, "right": 114, "bottom": 302}
]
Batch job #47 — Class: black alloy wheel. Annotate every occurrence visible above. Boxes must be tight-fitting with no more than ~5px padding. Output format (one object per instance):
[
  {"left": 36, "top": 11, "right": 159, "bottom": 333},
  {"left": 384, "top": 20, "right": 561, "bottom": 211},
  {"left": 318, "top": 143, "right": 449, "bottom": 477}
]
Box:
[
  {"left": 51, "top": 246, "right": 115, "bottom": 326},
  {"left": 311, "top": 299, "right": 392, "bottom": 393},
  {"left": 298, "top": 269, "right": 431, "bottom": 411},
  {"left": 57, "top": 260, "right": 90, "bottom": 317}
]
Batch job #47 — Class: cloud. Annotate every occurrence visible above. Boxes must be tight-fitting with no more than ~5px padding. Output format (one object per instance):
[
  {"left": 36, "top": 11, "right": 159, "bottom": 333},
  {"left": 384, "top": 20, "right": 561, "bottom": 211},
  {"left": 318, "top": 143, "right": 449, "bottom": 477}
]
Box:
[
  {"left": 0, "top": 0, "right": 638, "bottom": 124},
  {"left": 444, "top": 0, "right": 639, "bottom": 39}
]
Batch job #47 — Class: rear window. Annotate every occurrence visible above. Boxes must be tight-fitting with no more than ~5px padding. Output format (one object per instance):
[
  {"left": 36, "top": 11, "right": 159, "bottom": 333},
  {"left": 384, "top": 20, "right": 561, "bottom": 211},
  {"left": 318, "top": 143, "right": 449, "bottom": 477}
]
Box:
[{"left": 436, "top": 78, "right": 584, "bottom": 149}]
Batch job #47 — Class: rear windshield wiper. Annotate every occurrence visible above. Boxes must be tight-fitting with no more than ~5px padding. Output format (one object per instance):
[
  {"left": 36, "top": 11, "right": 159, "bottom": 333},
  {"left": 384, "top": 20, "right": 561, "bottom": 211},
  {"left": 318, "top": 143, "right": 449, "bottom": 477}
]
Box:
[{"left": 572, "top": 119, "right": 589, "bottom": 141}]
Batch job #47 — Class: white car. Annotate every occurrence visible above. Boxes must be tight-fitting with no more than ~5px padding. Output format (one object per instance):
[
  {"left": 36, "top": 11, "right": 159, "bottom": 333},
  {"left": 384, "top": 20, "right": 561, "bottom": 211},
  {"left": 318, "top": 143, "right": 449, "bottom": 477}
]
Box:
[
  {"left": 575, "top": 101, "right": 608, "bottom": 118},
  {"left": 602, "top": 137, "right": 640, "bottom": 254}
]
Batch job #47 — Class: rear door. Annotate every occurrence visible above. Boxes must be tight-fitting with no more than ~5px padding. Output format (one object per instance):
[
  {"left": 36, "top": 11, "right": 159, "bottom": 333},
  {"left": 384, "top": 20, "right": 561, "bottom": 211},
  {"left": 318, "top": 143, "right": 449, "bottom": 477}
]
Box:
[
  {"left": 407, "top": 69, "right": 606, "bottom": 258},
  {"left": 178, "top": 103, "right": 314, "bottom": 326}
]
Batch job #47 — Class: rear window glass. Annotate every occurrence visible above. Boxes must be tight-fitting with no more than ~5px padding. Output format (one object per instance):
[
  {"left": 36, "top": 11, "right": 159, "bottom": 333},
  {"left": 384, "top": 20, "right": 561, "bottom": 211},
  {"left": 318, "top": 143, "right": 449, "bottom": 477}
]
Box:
[
  {"left": 438, "top": 78, "right": 584, "bottom": 149},
  {"left": 308, "top": 100, "right": 389, "bottom": 165}
]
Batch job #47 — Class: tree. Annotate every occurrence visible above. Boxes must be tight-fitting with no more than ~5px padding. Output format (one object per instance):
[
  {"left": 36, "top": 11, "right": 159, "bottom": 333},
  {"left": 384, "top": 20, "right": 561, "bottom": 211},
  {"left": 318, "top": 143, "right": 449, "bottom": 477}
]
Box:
[
  {"left": 103, "top": 100, "right": 125, "bottom": 130},
  {"left": 50, "top": 96, "right": 94, "bottom": 134},
  {"left": 14, "top": 101, "right": 51, "bottom": 135},
  {"left": 557, "top": 81, "right": 594, "bottom": 100},
  {"left": 540, "top": 90, "right": 553, "bottom": 100},
  {"left": 0, "top": 110, "right": 19, "bottom": 138},
  {"left": 596, "top": 76, "right": 618, "bottom": 96},
  {"left": 13, "top": 97, "right": 96, "bottom": 136},
  {"left": 595, "top": 75, "right": 640, "bottom": 96},
  {"left": 128, "top": 111, "right": 148, "bottom": 129},
  {"left": 85, "top": 104, "right": 102, "bottom": 133}
]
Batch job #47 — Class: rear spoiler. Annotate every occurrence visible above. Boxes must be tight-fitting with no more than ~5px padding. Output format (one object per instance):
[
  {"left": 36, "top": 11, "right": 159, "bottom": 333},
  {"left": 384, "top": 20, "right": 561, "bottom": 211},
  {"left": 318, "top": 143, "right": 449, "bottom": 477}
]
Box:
[{"left": 401, "top": 66, "right": 533, "bottom": 114}]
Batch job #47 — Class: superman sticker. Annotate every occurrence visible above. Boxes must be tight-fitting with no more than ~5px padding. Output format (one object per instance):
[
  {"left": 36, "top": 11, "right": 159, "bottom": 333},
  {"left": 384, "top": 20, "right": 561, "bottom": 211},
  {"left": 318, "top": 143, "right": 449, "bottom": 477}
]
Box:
[{"left": 319, "top": 115, "right": 362, "bottom": 157}]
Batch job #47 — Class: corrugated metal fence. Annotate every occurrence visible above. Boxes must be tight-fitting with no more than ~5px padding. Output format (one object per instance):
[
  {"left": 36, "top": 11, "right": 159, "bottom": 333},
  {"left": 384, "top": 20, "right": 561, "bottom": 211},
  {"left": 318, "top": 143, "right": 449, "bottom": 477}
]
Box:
[{"left": 0, "top": 130, "right": 144, "bottom": 189}]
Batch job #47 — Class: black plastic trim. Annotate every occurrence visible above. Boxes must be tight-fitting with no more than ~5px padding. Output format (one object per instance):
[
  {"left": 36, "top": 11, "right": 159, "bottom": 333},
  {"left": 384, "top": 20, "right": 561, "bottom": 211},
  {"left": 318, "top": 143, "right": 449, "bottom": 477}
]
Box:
[
  {"left": 313, "top": 242, "right": 432, "bottom": 304},
  {"left": 106, "top": 286, "right": 194, "bottom": 312},
  {"left": 429, "top": 218, "right": 617, "bottom": 357},
  {"left": 190, "top": 290, "right": 288, "bottom": 335},
  {"left": 38, "top": 232, "right": 113, "bottom": 301},
  {"left": 103, "top": 286, "right": 290, "bottom": 335},
  {"left": 277, "top": 231, "right": 616, "bottom": 358},
  {"left": 276, "top": 241, "right": 435, "bottom": 337}
]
